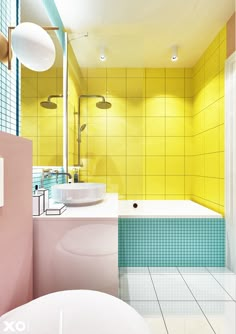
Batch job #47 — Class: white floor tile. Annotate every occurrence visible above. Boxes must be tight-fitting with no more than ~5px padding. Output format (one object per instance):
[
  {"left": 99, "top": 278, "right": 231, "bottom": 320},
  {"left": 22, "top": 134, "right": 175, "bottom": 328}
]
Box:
[
  {"left": 207, "top": 267, "right": 235, "bottom": 274},
  {"left": 119, "top": 267, "right": 149, "bottom": 274},
  {"left": 160, "top": 301, "right": 214, "bottom": 334},
  {"left": 119, "top": 274, "right": 157, "bottom": 301},
  {"left": 182, "top": 274, "right": 232, "bottom": 301},
  {"left": 199, "top": 301, "right": 236, "bottom": 334},
  {"left": 212, "top": 274, "right": 236, "bottom": 300},
  {"left": 149, "top": 267, "right": 178, "bottom": 274},
  {"left": 128, "top": 301, "right": 167, "bottom": 334},
  {"left": 151, "top": 275, "right": 194, "bottom": 301},
  {"left": 178, "top": 267, "right": 208, "bottom": 274}
]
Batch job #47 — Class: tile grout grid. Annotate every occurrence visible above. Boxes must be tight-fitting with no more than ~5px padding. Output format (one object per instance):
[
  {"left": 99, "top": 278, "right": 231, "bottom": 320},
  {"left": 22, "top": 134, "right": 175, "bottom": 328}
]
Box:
[{"left": 119, "top": 267, "right": 236, "bottom": 334}]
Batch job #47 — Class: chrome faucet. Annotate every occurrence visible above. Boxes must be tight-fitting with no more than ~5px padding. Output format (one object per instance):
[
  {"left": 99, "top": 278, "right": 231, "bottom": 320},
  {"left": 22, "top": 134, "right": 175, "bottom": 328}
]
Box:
[{"left": 41, "top": 168, "right": 72, "bottom": 187}]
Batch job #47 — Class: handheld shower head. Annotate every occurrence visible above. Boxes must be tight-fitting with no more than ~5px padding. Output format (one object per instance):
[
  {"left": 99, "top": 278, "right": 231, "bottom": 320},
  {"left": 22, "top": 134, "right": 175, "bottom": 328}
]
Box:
[{"left": 80, "top": 124, "right": 87, "bottom": 132}]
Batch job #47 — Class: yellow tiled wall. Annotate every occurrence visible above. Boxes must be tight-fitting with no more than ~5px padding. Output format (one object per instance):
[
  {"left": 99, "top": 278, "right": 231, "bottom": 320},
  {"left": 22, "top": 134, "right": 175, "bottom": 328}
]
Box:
[
  {"left": 78, "top": 67, "right": 193, "bottom": 200},
  {"left": 192, "top": 27, "right": 226, "bottom": 214},
  {"left": 21, "top": 66, "right": 63, "bottom": 166}
]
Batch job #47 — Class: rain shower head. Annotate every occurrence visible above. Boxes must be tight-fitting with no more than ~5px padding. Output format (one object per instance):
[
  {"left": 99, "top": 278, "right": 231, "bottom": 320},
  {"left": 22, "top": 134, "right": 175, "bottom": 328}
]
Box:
[
  {"left": 40, "top": 94, "right": 63, "bottom": 109},
  {"left": 78, "top": 94, "right": 112, "bottom": 110},
  {"left": 96, "top": 100, "right": 112, "bottom": 109}
]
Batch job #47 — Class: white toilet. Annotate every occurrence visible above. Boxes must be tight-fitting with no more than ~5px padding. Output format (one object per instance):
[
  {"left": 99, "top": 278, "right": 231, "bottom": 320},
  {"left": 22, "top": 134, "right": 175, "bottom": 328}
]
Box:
[{"left": 0, "top": 290, "right": 150, "bottom": 334}]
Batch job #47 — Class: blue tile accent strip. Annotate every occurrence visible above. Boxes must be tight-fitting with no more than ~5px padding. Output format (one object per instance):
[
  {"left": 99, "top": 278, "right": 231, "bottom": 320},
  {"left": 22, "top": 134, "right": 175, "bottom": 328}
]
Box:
[
  {"left": 118, "top": 218, "right": 225, "bottom": 267},
  {"left": 0, "top": 0, "right": 19, "bottom": 135}
]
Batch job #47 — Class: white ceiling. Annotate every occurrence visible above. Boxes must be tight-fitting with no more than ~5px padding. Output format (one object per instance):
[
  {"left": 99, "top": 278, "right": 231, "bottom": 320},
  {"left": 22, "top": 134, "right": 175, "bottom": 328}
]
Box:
[
  {"left": 21, "top": 0, "right": 63, "bottom": 67},
  {"left": 55, "top": 0, "right": 235, "bottom": 68}
]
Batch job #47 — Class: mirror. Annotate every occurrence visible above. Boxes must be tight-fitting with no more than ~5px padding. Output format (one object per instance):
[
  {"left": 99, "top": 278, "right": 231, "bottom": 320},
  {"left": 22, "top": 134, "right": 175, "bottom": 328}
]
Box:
[{"left": 20, "top": 0, "right": 64, "bottom": 167}]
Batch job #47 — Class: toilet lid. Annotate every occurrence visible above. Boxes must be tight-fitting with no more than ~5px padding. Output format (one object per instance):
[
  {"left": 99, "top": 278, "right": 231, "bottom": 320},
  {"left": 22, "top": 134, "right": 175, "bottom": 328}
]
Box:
[
  {"left": 59, "top": 224, "right": 117, "bottom": 256},
  {"left": 0, "top": 290, "right": 150, "bottom": 334}
]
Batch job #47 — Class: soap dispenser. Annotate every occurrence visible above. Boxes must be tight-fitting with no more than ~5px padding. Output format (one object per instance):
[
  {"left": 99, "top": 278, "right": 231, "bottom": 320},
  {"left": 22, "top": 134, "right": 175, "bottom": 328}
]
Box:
[{"left": 73, "top": 168, "right": 79, "bottom": 183}]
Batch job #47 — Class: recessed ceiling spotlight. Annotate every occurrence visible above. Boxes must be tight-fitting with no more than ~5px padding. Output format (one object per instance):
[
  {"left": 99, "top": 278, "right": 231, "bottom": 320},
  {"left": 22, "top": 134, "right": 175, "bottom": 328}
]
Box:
[
  {"left": 171, "top": 45, "right": 178, "bottom": 62},
  {"left": 100, "top": 54, "right": 106, "bottom": 62},
  {"left": 99, "top": 48, "right": 107, "bottom": 62}
]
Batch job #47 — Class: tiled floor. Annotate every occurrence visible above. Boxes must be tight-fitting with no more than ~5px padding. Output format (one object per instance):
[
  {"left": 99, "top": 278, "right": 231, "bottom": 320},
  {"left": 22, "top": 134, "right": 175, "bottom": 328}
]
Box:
[{"left": 119, "top": 267, "right": 236, "bottom": 334}]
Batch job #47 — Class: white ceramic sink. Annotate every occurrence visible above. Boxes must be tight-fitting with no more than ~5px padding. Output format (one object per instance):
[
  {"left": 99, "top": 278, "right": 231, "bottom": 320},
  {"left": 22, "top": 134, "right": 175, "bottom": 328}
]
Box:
[{"left": 51, "top": 183, "right": 106, "bottom": 205}]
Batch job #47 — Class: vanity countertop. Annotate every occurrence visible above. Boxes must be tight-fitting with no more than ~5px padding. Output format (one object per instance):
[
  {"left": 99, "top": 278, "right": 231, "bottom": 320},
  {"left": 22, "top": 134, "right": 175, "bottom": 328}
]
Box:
[{"left": 33, "top": 193, "right": 118, "bottom": 220}]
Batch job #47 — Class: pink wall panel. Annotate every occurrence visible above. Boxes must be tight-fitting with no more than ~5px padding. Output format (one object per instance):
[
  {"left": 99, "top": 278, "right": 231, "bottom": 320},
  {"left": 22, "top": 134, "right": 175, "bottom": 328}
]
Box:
[{"left": 0, "top": 131, "right": 32, "bottom": 315}]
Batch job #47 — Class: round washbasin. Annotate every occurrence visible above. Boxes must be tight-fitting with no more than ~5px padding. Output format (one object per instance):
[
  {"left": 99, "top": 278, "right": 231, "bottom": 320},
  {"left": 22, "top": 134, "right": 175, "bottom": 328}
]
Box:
[{"left": 51, "top": 183, "right": 106, "bottom": 205}]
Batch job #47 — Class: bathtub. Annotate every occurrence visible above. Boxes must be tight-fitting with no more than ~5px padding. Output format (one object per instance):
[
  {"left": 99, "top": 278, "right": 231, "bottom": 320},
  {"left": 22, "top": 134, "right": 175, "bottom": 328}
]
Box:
[
  {"left": 118, "top": 200, "right": 225, "bottom": 267},
  {"left": 119, "top": 200, "right": 222, "bottom": 218}
]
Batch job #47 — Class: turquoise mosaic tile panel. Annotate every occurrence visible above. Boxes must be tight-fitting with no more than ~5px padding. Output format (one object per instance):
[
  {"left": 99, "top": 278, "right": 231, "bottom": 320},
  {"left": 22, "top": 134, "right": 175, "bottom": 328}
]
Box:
[
  {"left": 0, "top": 0, "right": 19, "bottom": 135},
  {"left": 118, "top": 218, "right": 225, "bottom": 267},
  {"left": 32, "top": 167, "right": 65, "bottom": 198}
]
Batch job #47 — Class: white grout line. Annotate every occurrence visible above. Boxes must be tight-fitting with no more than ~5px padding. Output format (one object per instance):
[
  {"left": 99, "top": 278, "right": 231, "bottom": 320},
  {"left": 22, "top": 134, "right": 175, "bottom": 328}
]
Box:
[
  {"left": 177, "top": 268, "right": 216, "bottom": 334},
  {"left": 207, "top": 270, "right": 236, "bottom": 302},
  {"left": 148, "top": 267, "right": 169, "bottom": 334}
]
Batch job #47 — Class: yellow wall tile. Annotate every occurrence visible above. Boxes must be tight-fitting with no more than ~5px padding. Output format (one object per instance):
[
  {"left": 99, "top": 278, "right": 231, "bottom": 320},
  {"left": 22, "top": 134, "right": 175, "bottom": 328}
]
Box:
[
  {"left": 107, "top": 98, "right": 126, "bottom": 117},
  {"left": 107, "top": 137, "right": 126, "bottom": 155},
  {"left": 185, "top": 98, "right": 193, "bottom": 117},
  {"left": 166, "top": 157, "right": 184, "bottom": 175},
  {"left": 146, "top": 98, "right": 165, "bottom": 116},
  {"left": 127, "top": 68, "right": 145, "bottom": 77},
  {"left": 87, "top": 156, "right": 107, "bottom": 176},
  {"left": 166, "top": 68, "right": 184, "bottom": 78},
  {"left": 127, "top": 98, "right": 145, "bottom": 116},
  {"left": 21, "top": 98, "right": 38, "bottom": 116},
  {"left": 38, "top": 117, "right": 57, "bottom": 137},
  {"left": 166, "top": 78, "right": 184, "bottom": 97},
  {"left": 107, "top": 156, "right": 126, "bottom": 175},
  {"left": 204, "top": 127, "right": 220, "bottom": 153},
  {"left": 205, "top": 178, "right": 220, "bottom": 203},
  {"left": 21, "top": 117, "right": 38, "bottom": 137},
  {"left": 166, "top": 137, "right": 184, "bottom": 155},
  {"left": 145, "top": 68, "right": 165, "bottom": 77},
  {"left": 38, "top": 67, "right": 57, "bottom": 78},
  {"left": 127, "top": 176, "right": 145, "bottom": 195},
  {"left": 185, "top": 78, "right": 193, "bottom": 98},
  {"left": 107, "top": 78, "right": 126, "bottom": 97},
  {"left": 107, "top": 175, "right": 126, "bottom": 194},
  {"left": 146, "top": 78, "right": 165, "bottom": 97},
  {"left": 146, "top": 117, "right": 165, "bottom": 136},
  {"left": 166, "top": 176, "right": 185, "bottom": 194},
  {"left": 146, "top": 176, "right": 165, "bottom": 194},
  {"left": 166, "top": 98, "right": 184, "bottom": 116},
  {"left": 146, "top": 156, "right": 165, "bottom": 175},
  {"left": 87, "top": 117, "right": 106, "bottom": 136},
  {"left": 127, "top": 137, "right": 145, "bottom": 155},
  {"left": 205, "top": 153, "right": 220, "bottom": 178},
  {"left": 38, "top": 78, "right": 57, "bottom": 98},
  {"left": 107, "top": 117, "right": 126, "bottom": 136},
  {"left": 38, "top": 137, "right": 57, "bottom": 156},
  {"left": 127, "top": 156, "right": 145, "bottom": 175},
  {"left": 146, "top": 137, "right": 165, "bottom": 155},
  {"left": 185, "top": 117, "right": 192, "bottom": 136},
  {"left": 87, "top": 78, "right": 107, "bottom": 96},
  {"left": 88, "top": 68, "right": 107, "bottom": 77},
  {"left": 127, "top": 117, "right": 145, "bottom": 136},
  {"left": 166, "top": 117, "right": 184, "bottom": 136},
  {"left": 107, "top": 68, "right": 126, "bottom": 78},
  {"left": 204, "top": 102, "right": 220, "bottom": 130},
  {"left": 22, "top": 78, "right": 37, "bottom": 98},
  {"left": 127, "top": 78, "right": 145, "bottom": 97},
  {"left": 87, "top": 137, "right": 107, "bottom": 155}
]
